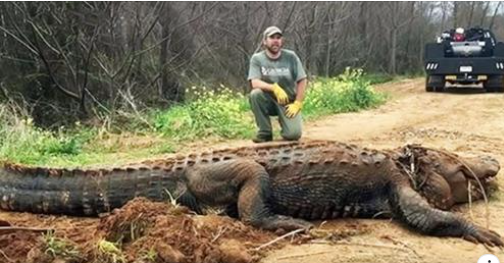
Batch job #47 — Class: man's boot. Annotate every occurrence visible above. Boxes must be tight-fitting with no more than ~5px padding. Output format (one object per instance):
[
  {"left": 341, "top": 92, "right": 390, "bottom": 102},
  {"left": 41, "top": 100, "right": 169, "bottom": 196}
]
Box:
[{"left": 252, "top": 134, "right": 273, "bottom": 143}]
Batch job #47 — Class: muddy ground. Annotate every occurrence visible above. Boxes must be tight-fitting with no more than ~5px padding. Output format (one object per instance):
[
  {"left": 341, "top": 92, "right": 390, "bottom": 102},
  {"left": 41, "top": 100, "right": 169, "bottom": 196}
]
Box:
[{"left": 1, "top": 78, "right": 503, "bottom": 263}]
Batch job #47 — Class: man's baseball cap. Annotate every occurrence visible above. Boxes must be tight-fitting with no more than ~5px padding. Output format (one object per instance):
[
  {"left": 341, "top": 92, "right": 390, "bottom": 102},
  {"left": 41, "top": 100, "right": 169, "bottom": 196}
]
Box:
[{"left": 263, "top": 26, "right": 283, "bottom": 39}]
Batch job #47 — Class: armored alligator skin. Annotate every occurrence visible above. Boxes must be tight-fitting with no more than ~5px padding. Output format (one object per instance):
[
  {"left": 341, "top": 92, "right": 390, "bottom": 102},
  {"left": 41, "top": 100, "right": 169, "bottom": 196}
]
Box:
[{"left": 0, "top": 140, "right": 502, "bottom": 246}]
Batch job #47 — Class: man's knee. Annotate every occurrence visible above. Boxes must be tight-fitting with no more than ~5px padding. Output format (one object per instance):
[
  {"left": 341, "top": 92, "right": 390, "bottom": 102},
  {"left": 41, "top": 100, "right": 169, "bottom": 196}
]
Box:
[
  {"left": 249, "top": 88, "right": 265, "bottom": 102},
  {"left": 282, "top": 129, "right": 302, "bottom": 141}
]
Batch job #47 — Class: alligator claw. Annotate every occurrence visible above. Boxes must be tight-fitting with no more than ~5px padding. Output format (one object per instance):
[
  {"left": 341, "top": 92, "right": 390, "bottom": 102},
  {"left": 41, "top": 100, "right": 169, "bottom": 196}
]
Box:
[
  {"left": 257, "top": 215, "right": 313, "bottom": 232},
  {"left": 464, "top": 226, "right": 504, "bottom": 247}
]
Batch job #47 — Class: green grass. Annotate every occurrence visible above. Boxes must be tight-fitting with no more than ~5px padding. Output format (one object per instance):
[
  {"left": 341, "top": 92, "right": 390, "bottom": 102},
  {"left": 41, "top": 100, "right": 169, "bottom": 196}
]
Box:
[
  {"left": 303, "top": 68, "right": 386, "bottom": 119},
  {"left": 95, "top": 239, "right": 126, "bottom": 263},
  {"left": 42, "top": 230, "right": 81, "bottom": 260},
  {"left": 152, "top": 85, "right": 255, "bottom": 140},
  {"left": 0, "top": 69, "right": 389, "bottom": 167}
]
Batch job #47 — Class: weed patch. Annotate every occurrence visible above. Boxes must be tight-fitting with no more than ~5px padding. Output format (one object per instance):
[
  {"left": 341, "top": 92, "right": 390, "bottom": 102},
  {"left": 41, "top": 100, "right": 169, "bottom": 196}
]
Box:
[{"left": 42, "top": 230, "right": 81, "bottom": 261}]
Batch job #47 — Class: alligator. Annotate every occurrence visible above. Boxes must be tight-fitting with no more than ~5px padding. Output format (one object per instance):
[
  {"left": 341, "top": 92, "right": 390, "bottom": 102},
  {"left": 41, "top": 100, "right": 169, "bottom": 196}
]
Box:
[{"left": 0, "top": 140, "right": 502, "bottom": 246}]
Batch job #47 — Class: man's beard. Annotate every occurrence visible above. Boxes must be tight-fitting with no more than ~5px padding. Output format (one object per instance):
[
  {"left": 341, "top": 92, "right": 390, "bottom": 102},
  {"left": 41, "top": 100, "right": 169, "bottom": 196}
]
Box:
[{"left": 266, "top": 44, "right": 281, "bottom": 54}]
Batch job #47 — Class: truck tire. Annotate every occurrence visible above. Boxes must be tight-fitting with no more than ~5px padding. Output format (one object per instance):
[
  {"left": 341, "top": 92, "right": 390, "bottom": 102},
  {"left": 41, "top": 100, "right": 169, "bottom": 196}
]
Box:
[
  {"left": 426, "top": 75, "right": 445, "bottom": 92},
  {"left": 484, "top": 75, "right": 504, "bottom": 93}
]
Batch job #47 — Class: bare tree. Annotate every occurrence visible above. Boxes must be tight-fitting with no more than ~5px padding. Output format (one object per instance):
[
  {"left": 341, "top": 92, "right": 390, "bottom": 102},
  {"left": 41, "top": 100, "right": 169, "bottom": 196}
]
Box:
[
  {"left": 0, "top": 1, "right": 503, "bottom": 126},
  {"left": 489, "top": 2, "right": 502, "bottom": 30}
]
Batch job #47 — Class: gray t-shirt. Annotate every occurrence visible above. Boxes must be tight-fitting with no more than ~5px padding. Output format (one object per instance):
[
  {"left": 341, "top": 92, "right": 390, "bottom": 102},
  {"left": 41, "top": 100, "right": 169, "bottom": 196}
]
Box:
[{"left": 247, "top": 49, "right": 307, "bottom": 101}]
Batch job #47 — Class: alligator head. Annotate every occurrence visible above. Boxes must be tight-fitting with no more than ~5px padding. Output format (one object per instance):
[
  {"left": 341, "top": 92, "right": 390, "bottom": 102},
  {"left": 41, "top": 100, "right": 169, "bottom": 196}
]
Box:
[{"left": 397, "top": 145, "right": 500, "bottom": 210}]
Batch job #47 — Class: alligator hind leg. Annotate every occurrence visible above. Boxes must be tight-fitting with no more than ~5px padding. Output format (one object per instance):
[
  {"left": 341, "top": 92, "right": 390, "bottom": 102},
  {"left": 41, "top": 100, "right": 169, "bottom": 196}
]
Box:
[
  {"left": 390, "top": 181, "right": 503, "bottom": 247},
  {"left": 186, "top": 159, "right": 312, "bottom": 231},
  {"left": 235, "top": 162, "right": 313, "bottom": 231}
]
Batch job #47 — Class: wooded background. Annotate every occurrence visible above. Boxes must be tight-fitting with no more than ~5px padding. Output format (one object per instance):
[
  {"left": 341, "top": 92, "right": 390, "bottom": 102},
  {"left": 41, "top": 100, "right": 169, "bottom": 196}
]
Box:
[{"left": 0, "top": 2, "right": 503, "bottom": 126}]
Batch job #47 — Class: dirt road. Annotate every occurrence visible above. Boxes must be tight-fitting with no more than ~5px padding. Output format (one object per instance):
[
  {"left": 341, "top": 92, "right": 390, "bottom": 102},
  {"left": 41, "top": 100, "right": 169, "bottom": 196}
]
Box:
[
  {"left": 263, "top": 78, "right": 504, "bottom": 263},
  {"left": 1, "top": 78, "right": 503, "bottom": 263}
]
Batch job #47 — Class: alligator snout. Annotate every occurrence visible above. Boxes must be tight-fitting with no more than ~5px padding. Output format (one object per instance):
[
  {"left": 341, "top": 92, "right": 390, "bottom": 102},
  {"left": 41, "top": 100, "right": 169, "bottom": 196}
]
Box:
[{"left": 463, "top": 155, "right": 500, "bottom": 181}]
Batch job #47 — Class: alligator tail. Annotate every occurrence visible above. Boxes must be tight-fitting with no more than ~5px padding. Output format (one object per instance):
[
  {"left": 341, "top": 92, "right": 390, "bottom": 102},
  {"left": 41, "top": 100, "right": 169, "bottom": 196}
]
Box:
[{"left": 0, "top": 163, "right": 181, "bottom": 216}]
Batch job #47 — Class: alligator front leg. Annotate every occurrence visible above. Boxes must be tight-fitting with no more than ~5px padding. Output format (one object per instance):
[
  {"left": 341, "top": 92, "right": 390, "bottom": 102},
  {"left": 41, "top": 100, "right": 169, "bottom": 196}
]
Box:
[
  {"left": 186, "top": 160, "right": 312, "bottom": 231},
  {"left": 390, "top": 183, "right": 503, "bottom": 247}
]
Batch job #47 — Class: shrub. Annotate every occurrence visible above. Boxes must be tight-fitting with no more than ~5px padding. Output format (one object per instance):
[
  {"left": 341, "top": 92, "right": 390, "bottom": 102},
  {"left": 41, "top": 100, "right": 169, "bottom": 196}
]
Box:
[{"left": 303, "top": 68, "right": 386, "bottom": 118}]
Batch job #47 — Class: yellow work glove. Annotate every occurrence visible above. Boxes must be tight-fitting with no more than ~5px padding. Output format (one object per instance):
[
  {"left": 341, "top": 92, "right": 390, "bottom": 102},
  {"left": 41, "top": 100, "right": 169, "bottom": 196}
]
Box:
[
  {"left": 285, "top": 100, "right": 302, "bottom": 118},
  {"left": 272, "top": 83, "right": 289, "bottom": 105}
]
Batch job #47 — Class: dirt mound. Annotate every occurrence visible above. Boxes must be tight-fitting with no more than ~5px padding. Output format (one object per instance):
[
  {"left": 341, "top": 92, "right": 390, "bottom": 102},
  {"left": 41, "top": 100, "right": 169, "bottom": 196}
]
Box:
[
  {"left": 0, "top": 198, "right": 306, "bottom": 263},
  {"left": 99, "top": 197, "right": 284, "bottom": 263}
]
